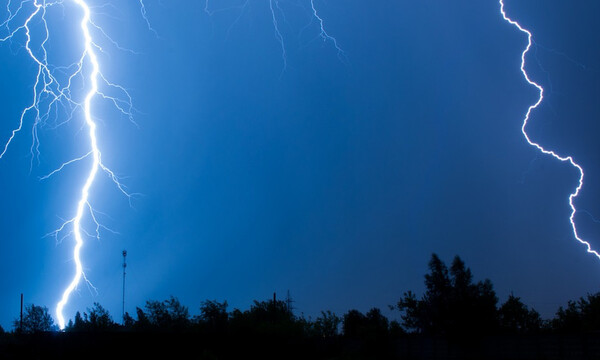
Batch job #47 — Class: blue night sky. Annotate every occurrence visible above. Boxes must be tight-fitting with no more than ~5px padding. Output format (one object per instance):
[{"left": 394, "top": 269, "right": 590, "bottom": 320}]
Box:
[{"left": 0, "top": 0, "right": 599, "bottom": 330}]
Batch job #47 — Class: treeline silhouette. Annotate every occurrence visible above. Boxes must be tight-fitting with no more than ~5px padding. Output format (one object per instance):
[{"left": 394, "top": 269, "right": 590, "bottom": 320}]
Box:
[{"left": 2, "top": 254, "right": 600, "bottom": 359}]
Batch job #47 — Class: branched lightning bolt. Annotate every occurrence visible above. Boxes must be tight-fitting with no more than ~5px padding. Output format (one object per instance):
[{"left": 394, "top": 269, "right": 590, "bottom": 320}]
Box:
[
  {"left": 309, "top": 0, "right": 345, "bottom": 62},
  {"left": 205, "top": 0, "right": 345, "bottom": 73},
  {"left": 499, "top": 0, "right": 600, "bottom": 260},
  {"left": 139, "top": 0, "right": 158, "bottom": 38},
  {"left": 0, "top": 0, "right": 138, "bottom": 329},
  {"left": 0, "top": 0, "right": 344, "bottom": 330}
]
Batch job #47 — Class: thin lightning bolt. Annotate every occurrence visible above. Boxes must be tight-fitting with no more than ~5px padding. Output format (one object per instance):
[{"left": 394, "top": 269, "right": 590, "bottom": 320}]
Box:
[
  {"left": 269, "top": 0, "right": 287, "bottom": 76},
  {"left": 499, "top": 0, "right": 600, "bottom": 260},
  {"left": 309, "top": 0, "right": 345, "bottom": 62},
  {"left": 205, "top": 0, "right": 345, "bottom": 73},
  {"left": 0, "top": 0, "right": 137, "bottom": 329},
  {"left": 139, "top": 0, "right": 158, "bottom": 38}
]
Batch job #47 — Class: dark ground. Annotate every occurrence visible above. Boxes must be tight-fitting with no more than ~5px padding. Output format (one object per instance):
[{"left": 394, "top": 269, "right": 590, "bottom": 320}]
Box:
[{"left": 1, "top": 332, "right": 600, "bottom": 360}]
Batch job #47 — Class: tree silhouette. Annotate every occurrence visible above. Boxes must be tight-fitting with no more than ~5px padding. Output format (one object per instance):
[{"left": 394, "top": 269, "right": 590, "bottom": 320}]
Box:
[
  {"left": 498, "top": 294, "right": 541, "bottom": 334},
  {"left": 144, "top": 296, "right": 190, "bottom": 331},
  {"left": 65, "top": 304, "right": 117, "bottom": 332},
  {"left": 13, "top": 304, "right": 55, "bottom": 333},
  {"left": 86, "top": 303, "right": 117, "bottom": 330},
  {"left": 342, "top": 309, "right": 367, "bottom": 337},
  {"left": 396, "top": 254, "right": 498, "bottom": 335},
  {"left": 552, "top": 292, "right": 600, "bottom": 333},
  {"left": 196, "top": 299, "right": 228, "bottom": 333},
  {"left": 123, "top": 312, "right": 135, "bottom": 328},
  {"left": 249, "top": 299, "right": 293, "bottom": 323},
  {"left": 364, "top": 308, "right": 389, "bottom": 338},
  {"left": 342, "top": 308, "right": 390, "bottom": 339},
  {"left": 229, "top": 297, "right": 302, "bottom": 337},
  {"left": 448, "top": 256, "right": 497, "bottom": 334},
  {"left": 133, "top": 307, "right": 151, "bottom": 331},
  {"left": 313, "top": 310, "right": 341, "bottom": 338},
  {"left": 65, "top": 311, "right": 84, "bottom": 332}
]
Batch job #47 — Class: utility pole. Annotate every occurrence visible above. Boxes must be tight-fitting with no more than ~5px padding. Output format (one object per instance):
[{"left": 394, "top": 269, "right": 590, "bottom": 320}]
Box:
[{"left": 122, "top": 250, "right": 127, "bottom": 323}]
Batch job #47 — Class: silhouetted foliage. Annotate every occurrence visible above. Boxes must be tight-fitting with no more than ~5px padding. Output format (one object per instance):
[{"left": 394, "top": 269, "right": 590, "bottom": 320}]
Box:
[
  {"left": 65, "top": 311, "right": 83, "bottom": 332},
  {"left": 552, "top": 292, "right": 600, "bottom": 333},
  {"left": 195, "top": 299, "right": 228, "bottom": 333},
  {"left": 229, "top": 297, "right": 305, "bottom": 338},
  {"left": 123, "top": 311, "right": 135, "bottom": 328},
  {"left": 389, "top": 320, "right": 405, "bottom": 336},
  {"left": 64, "top": 304, "right": 117, "bottom": 332},
  {"left": 74, "top": 311, "right": 84, "bottom": 330},
  {"left": 11, "top": 253, "right": 600, "bottom": 360},
  {"left": 396, "top": 254, "right": 498, "bottom": 335},
  {"left": 143, "top": 296, "right": 190, "bottom": 331},
  {"left": 342, "top": 308, "right": 389, "bottom": 340},
  {"left": 13, "top": 304, "right": 55, "bottom": 333},
  {"left": 134, "top": 306, "right": 151, "bottom": 331},
  {"left": 312, "top": 310, "right": 341, "bottom": 338},
  {"left": 365, "top": 308, "right": 390, "bottom": 338},
  {"left": 86, "top": 303, "right": 117, "bottom": 330},
  {"left": 499, "top": 294, "right": 542, "bottom": 334},
  {"left": 342, "top": 309, "right": 367, "bottom": 338},
  {"left": 248, "top": 299, "right": 294, "bottom": 323}
]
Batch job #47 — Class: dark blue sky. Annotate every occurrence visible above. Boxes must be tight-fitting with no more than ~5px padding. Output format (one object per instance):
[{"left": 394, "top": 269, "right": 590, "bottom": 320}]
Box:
[{"left": 0, "top": 0, "right": 599, "bottom": 329}]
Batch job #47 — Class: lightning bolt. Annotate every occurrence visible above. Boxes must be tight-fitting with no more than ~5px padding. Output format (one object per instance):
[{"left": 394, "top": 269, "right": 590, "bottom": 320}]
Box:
[
  {"left": 269, "top": 0, "right": 287, "bottom": 76},
  {"left": 0, "top": 0, "right": 138, "bottom": 329},
  {"left": 309, "top": 0, "right": 345, "bottom": 62},
  {"left": 139, "top": 0, "right": 158, "bottom": 38},
  {"left": 499, "top": 0, "right": 600, "bottom": 260},
  {"left": 269, "top": 0, "right": 347, "bottom": 73},
  {"left": 0, "top": 0, "right": 344, "bottom": 330},
  {"left": 206, "top": 0, "right": 345, "bottom": 73},
  {"left": 53, "top": 0, "right": 103, "bottom": 330}
]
